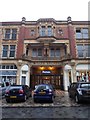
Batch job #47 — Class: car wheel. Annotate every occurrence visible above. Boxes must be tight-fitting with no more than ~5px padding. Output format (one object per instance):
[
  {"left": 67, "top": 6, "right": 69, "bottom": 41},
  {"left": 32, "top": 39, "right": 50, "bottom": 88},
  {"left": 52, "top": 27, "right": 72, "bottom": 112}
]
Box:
[
  {"left": 75, "top": 95, "right": 80, "bottom": 103},
  {"left": 51, "top": 96, "right": 54, "bottom": 103},
  {"left": 6, "top": 99, "right": 10, "bottom": 103},
  {"left": 33, "top": 98, "right": 37, "bottom": 103}
]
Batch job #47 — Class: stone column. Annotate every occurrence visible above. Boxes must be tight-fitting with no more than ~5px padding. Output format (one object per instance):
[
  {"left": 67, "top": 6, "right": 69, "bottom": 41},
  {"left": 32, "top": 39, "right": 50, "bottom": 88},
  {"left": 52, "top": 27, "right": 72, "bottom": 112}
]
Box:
[
  {"left": 16, "top": 65, "right": 22, "bottom": 85},
  {"left": 63, "top": 69, "right": 69, "bottom": 91},
  {"left": 28, "top": 65, "right": 31, "bottom": 87},
  {"left": 71, "top": 64, "right": 77, "bottom": 82}
]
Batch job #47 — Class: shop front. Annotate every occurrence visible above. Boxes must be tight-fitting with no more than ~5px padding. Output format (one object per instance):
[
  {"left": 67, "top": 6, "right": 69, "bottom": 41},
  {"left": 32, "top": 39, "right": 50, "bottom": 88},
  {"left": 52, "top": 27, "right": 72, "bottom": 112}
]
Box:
[
  {"left": 30, "top": 66, "right": 63, "bottom": 89},
  {"left": 0, "top": 64, "right": 17, "bottom": 86},
  {"left": 76, "top": 64, "right": 90, "bottom": 82}
]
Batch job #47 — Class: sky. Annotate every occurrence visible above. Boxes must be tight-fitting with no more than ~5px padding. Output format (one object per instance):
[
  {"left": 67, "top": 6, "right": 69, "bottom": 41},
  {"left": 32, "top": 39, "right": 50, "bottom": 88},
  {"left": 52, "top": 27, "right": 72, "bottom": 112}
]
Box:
[{"left": 0, "top": 0, "right": 89, "bottom": 22}]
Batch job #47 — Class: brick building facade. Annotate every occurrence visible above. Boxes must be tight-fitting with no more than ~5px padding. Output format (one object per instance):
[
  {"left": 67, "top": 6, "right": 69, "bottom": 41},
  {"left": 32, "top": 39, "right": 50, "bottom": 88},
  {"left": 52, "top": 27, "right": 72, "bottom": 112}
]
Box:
[{"left": 0, "top": 17, "right": 90, "bottom": 90}]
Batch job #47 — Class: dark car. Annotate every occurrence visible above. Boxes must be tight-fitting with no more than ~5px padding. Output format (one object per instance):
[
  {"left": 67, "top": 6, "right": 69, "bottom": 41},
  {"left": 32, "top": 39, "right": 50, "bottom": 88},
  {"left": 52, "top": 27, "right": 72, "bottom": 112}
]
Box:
[
  {"left": 68, "top": 82, "right": 90, "bottom": 103},
  {"left": 32, "top": 84, "right": 56, "bottom": 102},
  {"left": 5, "top": 85, "right": 32, "bottom": 102}
]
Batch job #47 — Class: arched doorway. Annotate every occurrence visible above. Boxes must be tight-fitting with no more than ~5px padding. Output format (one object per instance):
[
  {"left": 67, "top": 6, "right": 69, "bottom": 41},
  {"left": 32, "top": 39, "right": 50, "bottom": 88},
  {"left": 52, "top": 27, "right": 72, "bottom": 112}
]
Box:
[
  {"left": 20, "top": 65, "right": 29, "bottom": 86},
  {"left": 64, "top": 64, "right": 72, "bottom": 90}
]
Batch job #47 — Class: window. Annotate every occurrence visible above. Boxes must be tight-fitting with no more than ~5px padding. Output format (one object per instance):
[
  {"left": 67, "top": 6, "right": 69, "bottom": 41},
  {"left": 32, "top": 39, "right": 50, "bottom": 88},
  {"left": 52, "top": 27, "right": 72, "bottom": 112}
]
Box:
[
  {"left": 12, "top": 29, "right": 17, "bottom": 40},
  {"left": 77, "top": 44, "right": 90, "bottom": 58},
  {"left": 31, "top": 30, "right": 35, "bottom": 36},
  {"left": 32, "top": 49, "right": 37, "bottom": 57},
  {"left": 2, "top": 45, "right": 16, "bottom": 58},
  {"left": 76, "top": 28, "right": 88, "bottom": 39},
  {"left": 77, "top": 45, "right": 83, "bottom": 57},
  {"left": 32, "top": 48, "right": 42, "bottom": 57},
  {"left": 2, "top": 45, "right": 8, "bottom": 57},
  {"left": 5, "top": 29, "right": 10, "bottom": 39},
  {"left": 38, "top": 48, "right": 42, "bottom": 57},
  {"left": 55, "top": 48, "right": 60, "bottom": 57},
  {"left": 47, "top": 26, "right": 52, "bottom": 36},
  {"left": 50, "top": 48, "right": 54, "bottom": 57},
  {"left": 84, "top": 45, "right": 90, "bottom": 57},
  {"left": 21, "top": 76, "right": 26, "bottom": 85},
  {"left": 40, "top": 26, "right": 46, "bottom": 36},
  {"left": 5, "top": 28, "right": 17, "bottom": 40},
  {"left": 9, "top": 45, "right": 15, "bottom": 57}
]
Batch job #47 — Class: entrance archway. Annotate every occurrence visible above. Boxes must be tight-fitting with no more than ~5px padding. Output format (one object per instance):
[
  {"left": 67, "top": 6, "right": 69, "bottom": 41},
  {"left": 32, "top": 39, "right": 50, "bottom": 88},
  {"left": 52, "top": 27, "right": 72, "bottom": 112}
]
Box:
[{"left": 30, "top": 66, "right": 63, "bottom": 89}]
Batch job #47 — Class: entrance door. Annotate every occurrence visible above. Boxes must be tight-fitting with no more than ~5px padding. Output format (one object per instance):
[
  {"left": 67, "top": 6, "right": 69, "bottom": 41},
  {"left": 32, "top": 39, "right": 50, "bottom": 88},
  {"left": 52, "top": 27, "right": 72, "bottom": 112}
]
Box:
[{"left": 31, "top": 75, "right": 63, "bottom": 89}]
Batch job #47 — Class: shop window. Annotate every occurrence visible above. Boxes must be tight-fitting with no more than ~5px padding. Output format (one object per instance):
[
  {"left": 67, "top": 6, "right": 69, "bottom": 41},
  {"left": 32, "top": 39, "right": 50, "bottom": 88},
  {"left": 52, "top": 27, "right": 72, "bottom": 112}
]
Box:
[
  {"left": 2, "top": 65, "right": 5, "bottom": 69},
  {"left": 10, "top": 65, "right": 13, "bottom": 69},
  {"left": 6, "top": 65, "right": 9, "bottom": 69}
]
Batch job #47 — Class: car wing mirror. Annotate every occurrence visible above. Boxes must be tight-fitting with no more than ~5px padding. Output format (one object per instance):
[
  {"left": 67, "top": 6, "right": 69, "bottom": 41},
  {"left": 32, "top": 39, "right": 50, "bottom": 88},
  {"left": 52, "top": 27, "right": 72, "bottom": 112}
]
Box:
[{"left": 35, "top": 85, "right": 38, "bottom": 89}]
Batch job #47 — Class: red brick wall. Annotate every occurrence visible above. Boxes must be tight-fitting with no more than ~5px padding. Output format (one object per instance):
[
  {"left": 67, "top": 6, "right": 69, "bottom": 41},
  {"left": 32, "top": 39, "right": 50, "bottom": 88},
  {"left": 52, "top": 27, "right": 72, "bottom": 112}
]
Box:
[
  {"left": 16, "top": 26, "right": 25, "bottom": 58},
  {"left": 68, "top": 24, "right": 76, "bottom": 58}
]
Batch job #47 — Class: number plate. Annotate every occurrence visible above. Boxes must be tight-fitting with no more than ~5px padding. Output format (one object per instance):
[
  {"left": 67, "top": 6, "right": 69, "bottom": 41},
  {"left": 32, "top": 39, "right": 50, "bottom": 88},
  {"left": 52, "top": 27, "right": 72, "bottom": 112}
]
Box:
[
  {"left": 10, "top": 96, "right": 17, "bottom": 98},
  {"left": 39, "top": 92, "right": 46, "bottom": 94}
]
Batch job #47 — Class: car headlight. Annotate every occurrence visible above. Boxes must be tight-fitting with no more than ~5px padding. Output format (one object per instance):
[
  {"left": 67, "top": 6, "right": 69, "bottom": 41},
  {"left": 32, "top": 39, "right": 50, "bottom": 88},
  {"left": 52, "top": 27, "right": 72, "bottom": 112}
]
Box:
[{"left": 77, "top": 88, "right": 82, "bottom": 95}]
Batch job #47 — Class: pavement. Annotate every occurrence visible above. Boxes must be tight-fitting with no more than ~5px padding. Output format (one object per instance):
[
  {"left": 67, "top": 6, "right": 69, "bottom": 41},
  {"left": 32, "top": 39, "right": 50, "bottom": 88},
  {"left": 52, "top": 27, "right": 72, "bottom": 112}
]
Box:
[{"left": 0, "top": 90, "right": 84, "bottom": 107}]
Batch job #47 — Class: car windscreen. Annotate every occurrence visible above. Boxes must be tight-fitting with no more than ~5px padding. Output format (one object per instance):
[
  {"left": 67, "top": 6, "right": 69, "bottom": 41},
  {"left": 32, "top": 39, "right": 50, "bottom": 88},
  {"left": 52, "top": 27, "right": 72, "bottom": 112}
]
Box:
[
  {"left": 80, "top": 83, "right": 90, "bottom": 89},
  {"left": 7, "top": 86, "right": 22, "bottom": 90},
  {"left": 36, "top": 85, "right": 49, "bottom": 91}
]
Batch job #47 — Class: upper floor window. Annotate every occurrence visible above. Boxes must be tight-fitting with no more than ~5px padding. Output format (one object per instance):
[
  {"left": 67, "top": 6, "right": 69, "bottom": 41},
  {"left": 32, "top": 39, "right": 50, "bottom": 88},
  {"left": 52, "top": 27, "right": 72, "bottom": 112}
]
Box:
[
  {"left": 39, "top": 26, "right": 53, "bottom": 36},
  {"left": 47, "top": 26, "right": 52, "bottom": 36},
  {"left": 32, "top": 48, "right": 43, "bottom": 57},
  {"left": 30, "top": 30, "right": 35, "bottom": 36},
  {"left": 5, "top": 29, "right": 10, "bottom": 39},
  {"left": 12, "top": 29, "right": 17, "bottom": 40},
  {"left": 55, "top": 48, "right": 60, "bottom": 57},
  {"left": 32, "top": 48, "right": 37, "bottom": 57},
  {"left": 5, "top": 28, "right": 17, "bottom": 40},
  {"left": 9, "top": 45, "right": 16, "bottom": 57},
  {"left": 50, "top": 48, "right": 60, "bottom": 57},
  {"left": 76, "top": 28, "right": 88, "bottom": 39},
  {"left": 40, "top": 26, "right": 46, "bottom": 36},
  {"left": 2, "top": 45, "right": 8, "bottom": 57},
  {"left": 2, "top": 45, "right": 16, "bottom": 58},
  {"left": 77, "top": 44, "right": 90, "bottom": 58}
]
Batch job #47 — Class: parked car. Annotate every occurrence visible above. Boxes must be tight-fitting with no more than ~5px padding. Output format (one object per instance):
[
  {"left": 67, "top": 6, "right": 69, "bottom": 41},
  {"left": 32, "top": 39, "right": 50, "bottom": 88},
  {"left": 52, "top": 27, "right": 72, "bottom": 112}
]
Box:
[
  {"left": 68, "top": 82, "right": 90, "bottom": 103},
  {"left": 0, "top": 82, "right": 10, "bottom": 97},
  {"left": 5, "top": 85, "right": 32, "bottom": 102},
  {"left": 32, "top": 84, "right": 56, "bottom": 102}
]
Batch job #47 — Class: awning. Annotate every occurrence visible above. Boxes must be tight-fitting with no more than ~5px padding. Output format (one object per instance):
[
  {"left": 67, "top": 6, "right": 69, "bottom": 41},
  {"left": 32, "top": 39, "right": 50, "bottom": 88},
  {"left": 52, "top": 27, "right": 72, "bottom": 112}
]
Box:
[{"left": 0, "top": 70, "right": 17, "bottom": 76}]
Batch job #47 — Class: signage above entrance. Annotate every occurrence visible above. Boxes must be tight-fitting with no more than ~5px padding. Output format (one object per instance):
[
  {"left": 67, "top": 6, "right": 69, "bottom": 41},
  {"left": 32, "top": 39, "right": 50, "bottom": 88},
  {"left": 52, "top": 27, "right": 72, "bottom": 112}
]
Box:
[{"left": 42, "top": 71, "right": 51, "bottom": 74}]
